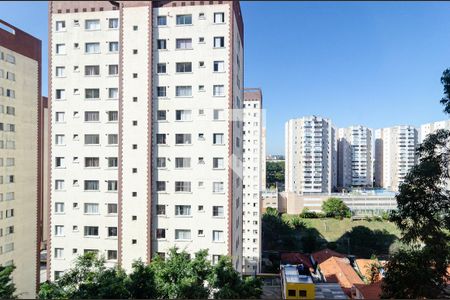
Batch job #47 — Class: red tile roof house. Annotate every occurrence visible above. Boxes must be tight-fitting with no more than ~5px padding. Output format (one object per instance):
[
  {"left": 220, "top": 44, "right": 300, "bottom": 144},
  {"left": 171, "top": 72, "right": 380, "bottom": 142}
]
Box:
[
  {"left": 280, "top": 252, "right": 314, "bottom": 271},
  {"left": 353, "top": 281, "right": 383, "bottom": 299},
  {"left": 318, "top": 256, "right": 364, "bottom": 297},
  {"left": 311, "top": 248, "right": 346, "bottom": 266}
]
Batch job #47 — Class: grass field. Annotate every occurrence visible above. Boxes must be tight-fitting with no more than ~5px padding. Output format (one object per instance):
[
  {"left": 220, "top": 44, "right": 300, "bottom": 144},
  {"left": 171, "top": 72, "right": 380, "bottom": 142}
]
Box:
[{"left": 282, "top": 216, "right": 401, "bottom": 241}]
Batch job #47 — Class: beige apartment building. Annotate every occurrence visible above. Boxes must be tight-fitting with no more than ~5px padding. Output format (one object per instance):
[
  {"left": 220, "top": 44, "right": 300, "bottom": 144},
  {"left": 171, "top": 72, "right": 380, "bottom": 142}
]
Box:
[
  {"left": 48, "top": 0, "right": 244, "bottom": 279},
  {"left": 0, "top": 20, "right": 42, "bottom": 297}
]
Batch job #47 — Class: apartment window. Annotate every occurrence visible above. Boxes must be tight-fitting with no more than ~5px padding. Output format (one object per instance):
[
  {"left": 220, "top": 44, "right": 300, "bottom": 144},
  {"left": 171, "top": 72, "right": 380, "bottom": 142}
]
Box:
[
  {"left": 157, "top": 157, "right": 166, "bottom": 168},
  {"left": 214, "top": 12, "right": 225, "bottom": 23},
  {"left": 109, "top": 42, "right": 119, "bottom": 53},
  {"left": 55, "top": 66, "right": 65, "bottom": 77},
  {"left": 198, "top": 85, "right": 205, "bottom": 92},
  {"left": 55, "top": 180, "right": 65, "bottom": 191},
  {"left": 55, "top": 89, "right": 66, "bottom": 100},
  {"left": 213, "top": 133, "right": 224, "bottom": 145},
  {"left": 213, "top": 182, "right": 224, "bottom": 193},
  {"left": 157, "top": 63, "right": 167, "bottom": 74},
  {"left": 6, "top": 107, "right": 14, "bottom": 115},
  {"left": 156, "top": 134, "right": 167, "bottom": 145},
  {"left": 175, "top": 134, "right": 191, "bottom": 145},
  {"left": 55, "top": 202, "right": 65, "bottom": 213},
  {"left": 157, "top": 87, "right": 167, "bottom": 97},
  {"left": 84, "top": 157, "right": 99, "bottom": 168},
  {"left": 55, "top": 248, "right": 64, "bottom": 258},
  {"left": 213, "top": 109, "right": 225, "bottom": 120},
  {"left": 212, "top": 230, "right": 224, "bottom": 242},
  {"left": 107, "top": 250, "right": 118, "bottom": 260},
  {"left": 55, "top": 134, "right": 65, "bottom": 145},
  {"left": 176, "top": 38, "right": 192, "bottom": 49},
  {"left": 56, "top": 44, "right": 66, "bottom": 54},
  {"left": 84, "top": 226, "right": 99, "bottom": 236},
  {"left": 175, "top": 205, "right": 191, "bottom": 216},
  {"left": 107, "top": 203, "right": 118, "bottom": 214},
  {"left": 175, "top": 110, "right": 192, "bottom": 121},
  {"left": 5, "top": 72, "right": 14, "bottom": 81},
  {"left": 156, "top": 181, "right": 166, "bottom": 192},
  {"left": 213, "top": 85, "right": 225, "bottom": 96},
  {"left": 175, "top": 181, "right": 191, "bottom": 193},
  {"left": 213, "top": 61, "right": 225, "bottom": 72},
  {"left": 213, "top": 158, "right": 224, "bottom": 169},
  {"left": 55, "top": 157, "right": 65, "bottom": 168},
  {"left": 85, "top": 65, "right": 100, "bottom": 76},
  {"left": 85, "top": 88, "right": 100, "bottom": 99},
  {"left": 157, "top": 39, "right": 167, "bottom": 50},
  {"left": 212, "top": 255, "right": 221, "bottom": 265},
  {"left": 55, "top": 225, "right": 64, "bottom": 236},
  {"left": 85, "top": 19, "right": 100, "bottom": 30},
  {"left": 85, "top": 43, "right": 100, "bottom": 54},
  {"left": 213, "top": 206, "right": 224, "bottom": 217},
  {"left": 108, "top": 18, "right": 119, "bottom": 29},
  {"left": 108, "top": 157, "right": 118, "bottom": 168},
  {"left": 176, "top": 62, "right": 192, "bottom": 73},
  {"left": 288, "top": 290, "right": 296, "bottom": 297},
  {"left": 176, "top": 14, "right": 192, "bottom": 25},
  {"left": 175, "top": 157, "right": 191, "bottom": 169},
  {"left": 157, "top": 110, "right": 166, "bottom": 121},
  {"left": 108, "top": 134, "right": 118, "bottom": 145},
  {"left": 157, "top": 16, "right": 167, "bottom": 26},
  {"left": 6, "top": 89, "right": 15, "bottom": 98},
  {"left": 108, "top": 111, "right": 118, "bottom": 122},
  {"left": 84, "top": 111, "right": 99, "bottom": 122},
  {"left": 175, "top": 229, "right": 191, "bottom": 240},
  {"left": 55, "top": 20, "right": 66, "bottom": 31},
  {"left": 108, "top": 180, "right": 118, "bottom": 191},
  {"left": 107, "top": 227, "right": 117, "bottom": 237},
  {"left": 84, "top": 180, "right": 99, "bottom": 191},
  {"left": 55, "top": 112, "right": 65, "bottom": 122},
  {"left": 84, "top": 203, "right": 99, "bottom": 214},
  {"left": 85, "top": 134, "right": 100, "bottom": 145},
  {"left": 156, "top": 229, "right": 166, "bottom": 239},
  {"left": 108, "top": 88, "right": 118, "bottom": 99},
  {"left": 156, "top": 205, "right": 166, "bottom": 215},
  {"left": 108, "top": 64, "right": 118, "bottom": 75},
  {"left": 175, "top": 86, "right": 192, "bottom": 97},
  {"left": 213, "top": 37, "right": 225, "bottom": 48}
]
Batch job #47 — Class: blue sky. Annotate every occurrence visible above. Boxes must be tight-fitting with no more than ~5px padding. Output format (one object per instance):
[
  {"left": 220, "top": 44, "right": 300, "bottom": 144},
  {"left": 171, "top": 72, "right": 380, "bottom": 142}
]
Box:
[{"left": 2, "top": 1, "right": 450, "bottom": 154}]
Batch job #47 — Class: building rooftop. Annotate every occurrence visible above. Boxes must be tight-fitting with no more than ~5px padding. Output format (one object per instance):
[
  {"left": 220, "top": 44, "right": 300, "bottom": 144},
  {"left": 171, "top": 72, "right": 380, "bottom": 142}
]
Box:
[
  {"left": 312, "top": 248, "right": 346, "bottom": 265},
  {"left": 281, "top": 265, "right": 313, "bottom": 284},
  {"left": 315, "top": 283, "right": 348, "bottom": 299},
  {"left": 354, "top": 281, "right": 383, "bottom": 299},
  {"left": 281, "top": 252, "right": 314, "bottom": 270},
  {"left": 319, "top": 257, "right": 364, "bottom": 296}
]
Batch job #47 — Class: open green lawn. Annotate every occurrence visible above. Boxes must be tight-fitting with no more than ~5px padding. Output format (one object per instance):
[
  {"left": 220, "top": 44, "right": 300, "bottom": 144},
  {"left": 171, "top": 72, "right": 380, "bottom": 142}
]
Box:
[{"left": 282, "top": 216, "right": 401, "bottom": 241}]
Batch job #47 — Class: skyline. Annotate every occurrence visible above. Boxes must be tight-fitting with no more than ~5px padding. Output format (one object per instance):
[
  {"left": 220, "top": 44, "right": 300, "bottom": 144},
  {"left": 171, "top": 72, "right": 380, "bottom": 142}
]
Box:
[{"left": 2, "top": 1, "right": 450, "bottom": 154}]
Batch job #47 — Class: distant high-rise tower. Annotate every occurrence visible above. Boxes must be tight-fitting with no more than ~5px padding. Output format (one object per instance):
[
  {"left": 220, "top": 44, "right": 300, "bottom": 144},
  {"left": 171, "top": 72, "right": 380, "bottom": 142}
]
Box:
[
  {"left": 242, "top": 88, "right": 263, "bottom": 274},
  {"left": 337, "top": 126, "right": 373, "bottom": 188},
  {"left": 48, "top": 0, "right": 244, "bottom": 279},
  {"left": 0, "top": 19, "right": 42, "bottom": 297},
  {"left": 420, "top": 120, "right": 450, "bottom": 143},
  {"left": 374, "top": 126, "right": 418, "bottom": 191},
  {"left": 285, "top": 116, "right": 337, "bottom": 194}
]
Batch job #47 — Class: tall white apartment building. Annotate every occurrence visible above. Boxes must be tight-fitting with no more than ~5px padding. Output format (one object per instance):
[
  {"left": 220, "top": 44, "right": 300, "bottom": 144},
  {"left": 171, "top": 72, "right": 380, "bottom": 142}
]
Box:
[
  {"left": 337, "top": 126, "right": 373, "bottom": 188},
  {"left": 374, "top": 126, "right": 418, "bottom": 191},
  {"left": 0, "top": 20, "right": 42, "bottom": 297},
  {"left": 48, "top": 0, "right": 244, "bottom": 280},
  {"left": 242, "top": 88, "right": 263, "bottom": 274},
  {"left": 420, "top": 119, "right": 450, "bottom": 143},
  {"left": 285, "top": 116, "right": 337, "bottom": 194}
]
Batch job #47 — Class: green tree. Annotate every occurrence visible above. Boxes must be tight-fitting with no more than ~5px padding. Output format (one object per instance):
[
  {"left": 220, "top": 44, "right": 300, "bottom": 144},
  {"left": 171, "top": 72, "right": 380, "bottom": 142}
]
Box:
[
  {"left": 126, "top": 260, "right": 156, "bottom": 299},
  {"left": 321, "top": 197, "right": 351, "bottom": 219},
  {"left": 38, "top": 252, "right": 130, "bottom": 299},
  {"left": 0, "top": 265, "right": 16, "bottom": 299},
  {"left": 151, "top": 248, "right": 211, "bottom": 299},
  {"left": 266, "top": 161, "right": 285, "bottom": 189},
  {"left": 209, "top": 256, "right": 262, "bottom": 299},
  {"left": 382, "top": 68, "right": 450, "bottom": 298}
]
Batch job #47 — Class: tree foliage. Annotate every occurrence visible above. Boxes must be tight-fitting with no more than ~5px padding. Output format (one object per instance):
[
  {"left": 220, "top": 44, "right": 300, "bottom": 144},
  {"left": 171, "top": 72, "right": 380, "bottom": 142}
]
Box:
[
  {"left": 266, "top": 161, "right": 285, "bottom": 189},
  {"left": 382, "top": 68, "right": 450, "bottom": 298},
  {"left": 321, "top": 197, "right": 351, "bottom": 219},
  {"left": 39, "top": 249, "right": 262, "bottom": 299},
  {"left": 0, "top": 265, "right": 16, "bottom": 299}
]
